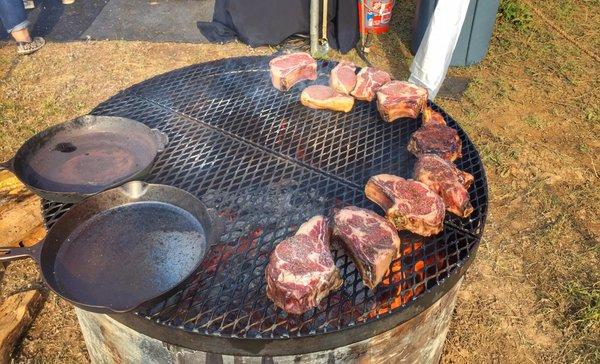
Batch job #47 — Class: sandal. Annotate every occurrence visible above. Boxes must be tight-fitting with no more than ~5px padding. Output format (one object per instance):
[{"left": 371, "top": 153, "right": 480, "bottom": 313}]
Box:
[{"left": 17, "top": 37, "right": 46, "bottom": 55}]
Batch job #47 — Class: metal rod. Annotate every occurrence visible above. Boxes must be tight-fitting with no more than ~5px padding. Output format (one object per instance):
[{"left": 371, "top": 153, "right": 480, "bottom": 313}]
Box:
[
  {"left": 310, "top": 0, "right": 319, "bottom": 57},
  {"left": 321, "top": 0, "right": 328, "bottom": 41}
]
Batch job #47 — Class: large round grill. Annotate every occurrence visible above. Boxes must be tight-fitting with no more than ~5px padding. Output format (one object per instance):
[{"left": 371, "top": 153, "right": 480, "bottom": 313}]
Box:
[{"left": 42, "top": 56, "right": 488, "bottom": 356}]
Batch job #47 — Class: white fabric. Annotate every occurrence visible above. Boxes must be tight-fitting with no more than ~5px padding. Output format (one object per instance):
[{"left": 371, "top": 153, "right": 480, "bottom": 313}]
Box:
[{"left": 409, "top": 0, "right": 471, "bottom": 99}]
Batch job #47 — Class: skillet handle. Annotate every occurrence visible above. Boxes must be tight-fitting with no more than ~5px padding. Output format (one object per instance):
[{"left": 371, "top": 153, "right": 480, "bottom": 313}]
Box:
[
  {"left": 0, "top": 157, "right": 15, "bottom": 173},
  {"left": 151, "top": 129, "right": 169, "bottom": 153},
  {"left": 0, "top": 243, "right": 41, "bottom": 263}
]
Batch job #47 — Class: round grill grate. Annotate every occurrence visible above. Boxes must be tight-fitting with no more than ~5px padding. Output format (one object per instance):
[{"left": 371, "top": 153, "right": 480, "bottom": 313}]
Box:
[{"left": 41, "top": 56, "right": 488, "bottom": 355}]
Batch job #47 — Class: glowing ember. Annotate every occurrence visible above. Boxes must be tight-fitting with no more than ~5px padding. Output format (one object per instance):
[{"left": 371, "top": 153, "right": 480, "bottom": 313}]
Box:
[
  {"left": 201, "top": 227, "right": 263, "bottom": 273},
  {"left": 369, "top": 239, "right": 430, "bottom": 317}
]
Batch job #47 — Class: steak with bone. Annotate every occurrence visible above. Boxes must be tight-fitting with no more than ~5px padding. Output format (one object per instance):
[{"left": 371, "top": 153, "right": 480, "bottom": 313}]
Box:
[
  {"left": 351, "top": 67, "right": 392, "bottom": 101},
  {"left": 329, "top": 61, "right": 357, "bottom": 94},
  {"left": 266, "top": 216, "right": 342, "bottom": 314},
  {"left": 365, "top": 174, "right": 445, "bottom": 236},
  {"left": 421, "top": 106, "right": 447, "bottom": 126},
  {"left": 269, "top": 52, "right": 318, "bottom": 92},
  {"left": 408, "top": 124, "right": 462, "bottom": 162},
  {"left": 414, "top": 154, "right": 474, "bottom": 218},
  {"left": 376, "top": 81, "right": 428, "bottom": 122},
  {"left": 300, "top": 85, "right": 355, "bottom": 112},
  {"left": 333, "top": 206, "right": 400, "bottom": 289}
]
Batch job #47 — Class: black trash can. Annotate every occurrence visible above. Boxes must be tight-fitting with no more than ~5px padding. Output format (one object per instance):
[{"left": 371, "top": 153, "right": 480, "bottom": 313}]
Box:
[{"left": 411, "top": 0, "right": 500, "bottom": 66}]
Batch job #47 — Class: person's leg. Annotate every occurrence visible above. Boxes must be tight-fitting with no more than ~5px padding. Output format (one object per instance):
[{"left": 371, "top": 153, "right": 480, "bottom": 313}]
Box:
[
  {"left": 11, "top": 27, "right": 31, "bottom": 42},
  {"left": 0, "top": 0, "right": 45, "bottom": 54},
  {"left": 0, "top": 0, "right": 29, "bottom": 35}
]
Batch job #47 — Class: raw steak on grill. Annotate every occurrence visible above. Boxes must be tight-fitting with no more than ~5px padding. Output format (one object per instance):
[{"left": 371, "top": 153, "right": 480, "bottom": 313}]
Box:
[
  {"left": 333, "top": 206, "right": 400, "bottom": 289},
  {"left": 421, "top": 106, "right": 446, "bottom": 126},
  {"left": 266, "top": 216, "right": 342, "bottom": 314},
  {"left": 376, "top": 81, "right": 428, "bottom": 122},
  {"left": 329, "top": 61, "right": 357, "bottom": 94},
  {"left": 351, "top": 67, "right": 392, "bottom": 101},
  {"left": 269, "top": 52, "right": 318, "bottom": 92},
  {"left": 408, "top": 124, "right": 462, "bottom": 161},
  {"left": 365, "top": 174, "right": 445, "bottom": 236},
  {"left": 414, "top": 154, "right": 474, "bottom": 218},
  {"left": 300, "top": 85, "right": 355, "bottom": 112}
]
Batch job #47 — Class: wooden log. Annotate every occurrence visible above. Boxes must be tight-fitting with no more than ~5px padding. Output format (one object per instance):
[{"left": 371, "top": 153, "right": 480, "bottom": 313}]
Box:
[
  {"left": 0, "top": 171, "right": 44, "bottom": 248},
  {"left": 0, "top": 290, "right": 44, "bottom": 363}
]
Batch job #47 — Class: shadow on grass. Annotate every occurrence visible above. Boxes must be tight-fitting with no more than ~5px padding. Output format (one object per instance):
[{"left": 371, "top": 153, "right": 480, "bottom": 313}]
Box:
[{"left": 375, "top": 0, "right": 415, "bottom": 79}]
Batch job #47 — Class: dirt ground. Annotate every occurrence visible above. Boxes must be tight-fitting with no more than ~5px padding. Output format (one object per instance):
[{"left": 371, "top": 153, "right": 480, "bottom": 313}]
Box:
[{"left": 1, "top": 0, "right": 598, "bottom": 362}]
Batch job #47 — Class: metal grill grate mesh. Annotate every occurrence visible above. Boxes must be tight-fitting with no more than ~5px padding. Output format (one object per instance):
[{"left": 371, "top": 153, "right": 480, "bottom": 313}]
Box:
[{"left": 42, "top": 56, "right": 487, "bottom": 343}]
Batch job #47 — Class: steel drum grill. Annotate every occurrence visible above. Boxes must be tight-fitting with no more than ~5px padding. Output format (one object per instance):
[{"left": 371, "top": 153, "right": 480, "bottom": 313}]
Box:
[{"left": 42, "top": 56, "right": 488, "bottom": 354}]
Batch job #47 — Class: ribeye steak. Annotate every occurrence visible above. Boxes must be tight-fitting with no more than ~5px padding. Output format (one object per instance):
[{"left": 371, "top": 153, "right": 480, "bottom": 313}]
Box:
[
  {"left": 333, "top": 206, "right": 400, "bottom": 289},
  {"left": 376, "top": 81, "right": 428, "bottom": 122},
  {"left": 300, "top": 85, "right": 355, "bottom": 112},
  {"left": 414, "top": 154, "right": 474, "bottom": 218},
  {"left": 329, "top": 61, "right": 357, "bottom": 94},
  {"left": 421, "top": 106, "right": 446, "bottom": 126},
  {"left": 351, "top": 67, "right": 392, "bottom": 101},
  {"left": 266, "top": 216, "right": 342, "bottom": 314},
  {"left": 365, "top": 174, "right": 445, "bottom": 236},
  {"left": 269, "top": 52, "right": 318, "bottom": 92},
  {"left": 408, "top": 124, "right": 462, "bottom": 162}
]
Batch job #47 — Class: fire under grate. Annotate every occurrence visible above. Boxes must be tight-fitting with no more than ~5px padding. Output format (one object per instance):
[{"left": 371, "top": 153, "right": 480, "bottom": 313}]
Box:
[{"left": 41, "top": 56, "right": 488, "bottom": 355}]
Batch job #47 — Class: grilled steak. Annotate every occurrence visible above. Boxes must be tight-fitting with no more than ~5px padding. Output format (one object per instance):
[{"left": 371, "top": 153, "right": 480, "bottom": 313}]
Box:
[
  {"left": 376, "top": 81, "right": 428, "bottom": 122},
  {"left": 421, "top": 106, "right": 446, "bottom": 126},
  {"left": 408, "top": 124, "right": 462, "bottom": 161},
  {"left": 269, "top": 52, "right": 318, "bottom": 92},
  {"left": 266, "top": 216, "right": 342, "bottom": 314},
  {"left": 300, "top": 85, "right": 355, "bottom": 112},
  {"left": 351, "top": 67, "right": 392, "bottom": 101},
  {"left": 333, "top": 206, "right": 400, "bottom": 289},
  {"left": 414, "top": 154, "right": 474, "bottom": 218},
  {"left": 329, "top": 61, "right": 357, "bottom": 94},
  {"left": 365, "top": 174, "right": 445, "bottom": 236}
]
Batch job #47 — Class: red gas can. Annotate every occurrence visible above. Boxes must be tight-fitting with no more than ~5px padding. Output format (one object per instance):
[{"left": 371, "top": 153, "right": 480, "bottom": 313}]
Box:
[{"left": 358, "top": 0, "right": 396, "bottom": 35}]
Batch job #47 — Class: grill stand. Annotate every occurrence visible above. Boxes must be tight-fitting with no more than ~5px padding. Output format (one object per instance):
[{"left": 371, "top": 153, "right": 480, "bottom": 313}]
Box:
[{"left": 76, "top": 278, "right": 462, "bottom": 363}]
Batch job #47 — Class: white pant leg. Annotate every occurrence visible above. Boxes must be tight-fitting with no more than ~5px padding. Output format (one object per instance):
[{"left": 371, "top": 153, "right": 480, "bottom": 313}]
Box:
[{"left": 409, "top": 0, "right": 471, "bottom": 99}]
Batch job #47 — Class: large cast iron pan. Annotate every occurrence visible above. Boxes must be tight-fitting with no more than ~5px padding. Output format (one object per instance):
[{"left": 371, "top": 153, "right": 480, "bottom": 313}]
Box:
[
  {"left": 0, "top": 182, "right": 221, "bottom": 313},
  {"left": 0, "top": 115, "right": 168, "bottom": 203}
]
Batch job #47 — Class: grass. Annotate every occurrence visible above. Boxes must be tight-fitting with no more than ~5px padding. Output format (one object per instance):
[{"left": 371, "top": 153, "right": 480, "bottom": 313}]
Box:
[
  {"left": 498, "top": 0, "right": 533, "bottom": 29},
  {"left": 567, "top": 282, "right": 600, "bottom": 331},
  {"left": 0, "top": 0, "right": 599, "bottom": 362},
  {"left": 524, "top": 114, "right": 542, "bottom": 128}
]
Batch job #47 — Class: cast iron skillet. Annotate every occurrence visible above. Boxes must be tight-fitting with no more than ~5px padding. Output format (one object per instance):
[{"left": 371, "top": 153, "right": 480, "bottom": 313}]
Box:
[
  {"left": 0, "top": 181, "right": 221, "bottom": 313},
  {"left": 0, "top": 115, "right": 168, "bottom": 203}
]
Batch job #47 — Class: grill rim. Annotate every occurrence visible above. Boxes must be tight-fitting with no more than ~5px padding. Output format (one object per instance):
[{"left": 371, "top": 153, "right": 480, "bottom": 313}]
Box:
[
  {"left": 110, "top": 250, "right": 477, "bottom": 356},
  {"left": 41, "top": 56, "right": 489, "bottom": 355}
]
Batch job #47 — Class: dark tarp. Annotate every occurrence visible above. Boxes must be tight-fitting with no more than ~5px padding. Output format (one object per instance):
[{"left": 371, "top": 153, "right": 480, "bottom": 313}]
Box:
[{"left": 198, "top": 0, "right": 359, "bottom": 54}]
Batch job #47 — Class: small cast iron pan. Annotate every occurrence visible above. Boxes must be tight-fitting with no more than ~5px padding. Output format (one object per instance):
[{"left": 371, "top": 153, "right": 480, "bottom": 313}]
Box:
[
  {"left": 0, "top": 115, "right": 168, "bottom": 203},
  {"left": 0, "top": 182, "right": 221, "bottom": 313}
]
